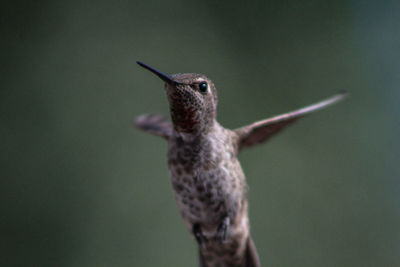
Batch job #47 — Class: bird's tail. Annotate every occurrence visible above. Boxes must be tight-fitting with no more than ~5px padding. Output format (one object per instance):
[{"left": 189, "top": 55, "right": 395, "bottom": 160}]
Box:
[
  {"left": 198, "top": 236, "right": 260, "bottom": 267},
  {"left": 245, "top": 236, "right": 260, "bottom": 267}
]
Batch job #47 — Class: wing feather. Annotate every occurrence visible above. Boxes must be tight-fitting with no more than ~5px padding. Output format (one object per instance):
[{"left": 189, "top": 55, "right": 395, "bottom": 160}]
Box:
[
  {"left": 135, "top": 114, "right": 172, "bottom": 139},
  {"left": 235, "top": 92, "right": 347, "bottom": 150}
]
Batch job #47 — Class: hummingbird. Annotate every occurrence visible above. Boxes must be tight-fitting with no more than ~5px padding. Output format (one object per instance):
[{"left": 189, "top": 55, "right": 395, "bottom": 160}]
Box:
[{"left": 135, "top": 61, "right": 346, "bottom": 267}]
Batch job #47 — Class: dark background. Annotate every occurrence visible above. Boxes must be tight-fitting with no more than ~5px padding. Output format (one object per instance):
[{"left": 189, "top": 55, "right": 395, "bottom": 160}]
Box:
[{"left": 1, "top": 0, "right": 399, "bottom": 266}]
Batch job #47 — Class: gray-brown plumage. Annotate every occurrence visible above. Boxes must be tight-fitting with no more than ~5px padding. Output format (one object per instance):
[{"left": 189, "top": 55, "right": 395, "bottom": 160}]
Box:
[{"left": 135, "top": 61, "right": 346, "bottom": 267}]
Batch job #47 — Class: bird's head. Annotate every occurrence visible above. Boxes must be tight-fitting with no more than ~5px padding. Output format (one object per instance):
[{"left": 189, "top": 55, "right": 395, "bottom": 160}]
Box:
[{"left": 137, "top": 61, "right": 218, "bottom": 134}]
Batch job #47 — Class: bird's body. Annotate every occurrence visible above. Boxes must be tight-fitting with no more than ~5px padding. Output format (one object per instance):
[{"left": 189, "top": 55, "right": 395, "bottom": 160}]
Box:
[
  {"left": 168, "top": 123, "right": 254, "bottom": 266},
  {"left": 168, "top": 123, "right": 244, "bottom": 231},
  {"left": 135, "top": 61, "right": 346, "bottom": 267}
]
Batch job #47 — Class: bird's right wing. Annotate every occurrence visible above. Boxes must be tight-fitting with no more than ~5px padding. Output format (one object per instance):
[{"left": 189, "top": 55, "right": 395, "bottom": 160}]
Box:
[{"left": 135, "top": 114, "right": 172, "bottom": 140}]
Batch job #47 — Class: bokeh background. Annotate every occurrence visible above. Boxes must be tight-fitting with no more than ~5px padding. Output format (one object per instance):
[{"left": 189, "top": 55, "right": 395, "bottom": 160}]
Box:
[{"left": 1, "top": 0, "right": 399, "bottom": 266}]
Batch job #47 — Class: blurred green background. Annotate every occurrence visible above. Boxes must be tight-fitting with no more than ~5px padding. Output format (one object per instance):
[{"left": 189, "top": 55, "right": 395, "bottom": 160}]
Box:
[{"left": 1, "top": 0, "right": 399, "bottom": 266}]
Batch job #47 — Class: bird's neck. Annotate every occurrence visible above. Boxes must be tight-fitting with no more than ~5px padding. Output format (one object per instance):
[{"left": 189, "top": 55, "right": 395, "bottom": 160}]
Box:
[
  {"left": 172, "top": 120, "right": 221, "bottom": 143},
  {"left": 171, "top": 108, "right": 217, "bottom": 135}
]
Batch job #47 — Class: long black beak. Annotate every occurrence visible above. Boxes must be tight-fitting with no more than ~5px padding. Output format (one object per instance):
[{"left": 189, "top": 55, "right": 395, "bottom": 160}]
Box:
[{"left": 137, "top": 61, "right": 182, "bottom": 85}]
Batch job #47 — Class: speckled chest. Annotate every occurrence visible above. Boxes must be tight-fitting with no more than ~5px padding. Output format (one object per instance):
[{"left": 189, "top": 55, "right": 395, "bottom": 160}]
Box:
[{"left": 167, "top": 125, "right": 247, "bottom": 225}]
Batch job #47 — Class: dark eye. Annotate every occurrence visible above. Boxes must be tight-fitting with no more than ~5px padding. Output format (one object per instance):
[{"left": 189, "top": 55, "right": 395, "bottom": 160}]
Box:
[{"left": 199, "top": 82, "right": 208, "bottom": 93}]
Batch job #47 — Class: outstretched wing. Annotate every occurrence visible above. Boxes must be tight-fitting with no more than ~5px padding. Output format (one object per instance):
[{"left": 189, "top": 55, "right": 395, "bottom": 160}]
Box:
[
  {"left": 135, "top": 114, "right": 172, "bottom": 140},
  {"left": 234, "top": 92, "right": 347, "bottom": 151}
]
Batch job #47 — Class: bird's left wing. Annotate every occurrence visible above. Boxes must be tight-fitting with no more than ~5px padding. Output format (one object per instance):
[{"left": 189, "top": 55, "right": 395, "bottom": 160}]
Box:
[
  {"left": 234, "top": 92, "right": 347, "bottom": 151},
  {"left": 135, "top": 114, "right": 172, "bottom": 140}
]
